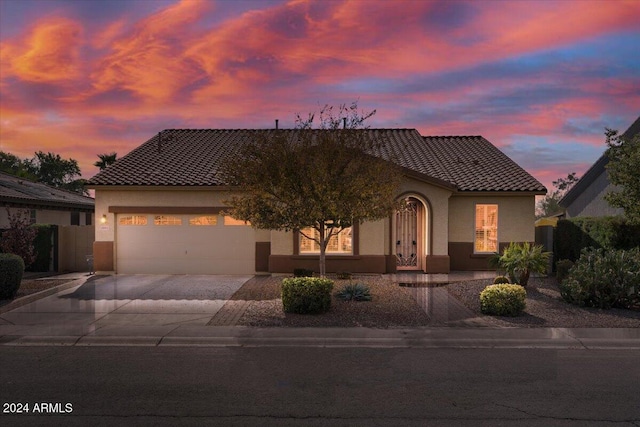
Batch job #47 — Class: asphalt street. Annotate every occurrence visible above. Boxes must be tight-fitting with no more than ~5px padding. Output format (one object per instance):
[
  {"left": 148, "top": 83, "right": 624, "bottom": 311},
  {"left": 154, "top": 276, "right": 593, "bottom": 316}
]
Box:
[{"left": 1, "top": 346, "right": 639, "bottom": 426}]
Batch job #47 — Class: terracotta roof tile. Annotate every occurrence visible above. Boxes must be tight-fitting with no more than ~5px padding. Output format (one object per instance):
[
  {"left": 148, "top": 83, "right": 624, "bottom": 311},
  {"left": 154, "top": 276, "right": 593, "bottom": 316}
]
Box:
[{"left": 88, "top": 129, "right": 545, "bottom": 193}]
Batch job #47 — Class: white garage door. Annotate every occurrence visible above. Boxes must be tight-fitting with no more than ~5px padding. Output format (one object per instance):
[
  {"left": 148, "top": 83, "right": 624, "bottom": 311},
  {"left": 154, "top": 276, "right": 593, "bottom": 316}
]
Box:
[{"left": 116, "top": 214, "right": 255, "bottom": 274}]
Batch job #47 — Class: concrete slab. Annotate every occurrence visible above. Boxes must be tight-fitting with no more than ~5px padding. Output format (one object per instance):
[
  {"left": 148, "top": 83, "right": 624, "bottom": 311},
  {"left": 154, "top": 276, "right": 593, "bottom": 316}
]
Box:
[
  {"left": 91, "top": 313, "right": 215, "bottom": 327},
  {"left": 111, "top": 299, "right": 225, "bottom": 314}
]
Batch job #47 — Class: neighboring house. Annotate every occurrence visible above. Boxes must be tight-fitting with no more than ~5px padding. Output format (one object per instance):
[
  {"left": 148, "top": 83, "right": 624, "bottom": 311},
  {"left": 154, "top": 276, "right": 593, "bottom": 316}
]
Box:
[
  {"left": 0, "top": 171, "right": 95, "bottom": 227},
  {"left": 560, "top": 115, "right": 640, "bottom": 219},
  {"left": 87, "top": 129, "right": 546, "bottom": 275}
]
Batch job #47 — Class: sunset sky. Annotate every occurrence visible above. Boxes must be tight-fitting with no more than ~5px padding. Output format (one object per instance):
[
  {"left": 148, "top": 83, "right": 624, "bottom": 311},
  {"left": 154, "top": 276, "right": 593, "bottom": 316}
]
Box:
[{"left": 1, "top": 0, "right": 639, "bottom": 191}]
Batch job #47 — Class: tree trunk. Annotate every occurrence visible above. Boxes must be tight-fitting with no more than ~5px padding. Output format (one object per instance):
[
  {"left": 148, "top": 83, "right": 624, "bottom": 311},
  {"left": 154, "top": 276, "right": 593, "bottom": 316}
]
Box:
[{"left": 318, "top": 221, "right": 326, "bottom": 277}]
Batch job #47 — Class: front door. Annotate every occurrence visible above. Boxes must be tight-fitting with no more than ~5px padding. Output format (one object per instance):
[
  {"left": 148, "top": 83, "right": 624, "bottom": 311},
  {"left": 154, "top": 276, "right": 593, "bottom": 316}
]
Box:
[{"left": 396, "top": 198, "right": 422, "bottom": 270}]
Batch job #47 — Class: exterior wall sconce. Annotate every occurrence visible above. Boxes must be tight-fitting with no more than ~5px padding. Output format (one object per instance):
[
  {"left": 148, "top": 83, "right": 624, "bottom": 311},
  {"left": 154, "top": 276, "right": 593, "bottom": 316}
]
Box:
[{"left": 100, "top": 214, "right": 107, "bottom": 224}]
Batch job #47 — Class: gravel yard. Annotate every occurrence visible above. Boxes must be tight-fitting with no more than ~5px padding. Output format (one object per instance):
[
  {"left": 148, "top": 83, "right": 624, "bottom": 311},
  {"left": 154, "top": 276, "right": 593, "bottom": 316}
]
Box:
[{"left": 237, "top": 274, "right": 640, "bottom": 328}]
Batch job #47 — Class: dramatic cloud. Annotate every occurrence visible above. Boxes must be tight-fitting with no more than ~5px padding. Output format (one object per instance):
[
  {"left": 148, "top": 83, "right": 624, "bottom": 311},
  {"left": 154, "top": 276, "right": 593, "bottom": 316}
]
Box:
[{"left": 0, "top": 0, "right": 638, "bottom": 185}]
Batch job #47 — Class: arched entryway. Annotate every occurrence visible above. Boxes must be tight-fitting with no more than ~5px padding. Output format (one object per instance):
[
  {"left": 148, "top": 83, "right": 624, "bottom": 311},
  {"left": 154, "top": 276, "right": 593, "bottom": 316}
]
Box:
[{"left": 394, "top": 195, "right": 429, "bottom": 271}]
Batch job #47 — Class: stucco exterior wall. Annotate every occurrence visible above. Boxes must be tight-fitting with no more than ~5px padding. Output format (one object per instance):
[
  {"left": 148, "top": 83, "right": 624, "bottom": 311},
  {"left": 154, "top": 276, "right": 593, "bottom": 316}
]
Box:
[
  {"left": 359, "top": 219, "right": 386, "bottom": 255},
  {"left": 448, "top": 195, "right": 535, "bottom": 243},
  {"left": 94, "top": 188, "right": 232, "bottom": 242}
]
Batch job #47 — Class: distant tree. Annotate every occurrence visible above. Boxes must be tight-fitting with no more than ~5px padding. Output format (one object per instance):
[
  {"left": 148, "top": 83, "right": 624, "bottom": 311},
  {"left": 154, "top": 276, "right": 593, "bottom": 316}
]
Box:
[
  {"left": 535, "top": 172, "right": 579, "bottom": 218},
  {"left": 0, "top": 151, "right": 36, "bottom": 179},
  {"left": 605, "top": 128, "right": 640, "bottom": 224},
  {"left": 222, "top": 103, "right": 403, "bottom": 276},
  {"left": 1, "top": 151, "right": 87, "bottom": 194},
  {"left": 0, "top": 208, "right": 37, "bottom": 267},
  {"left": 94, "top": 152, "right": 118, "bottom": 170}
]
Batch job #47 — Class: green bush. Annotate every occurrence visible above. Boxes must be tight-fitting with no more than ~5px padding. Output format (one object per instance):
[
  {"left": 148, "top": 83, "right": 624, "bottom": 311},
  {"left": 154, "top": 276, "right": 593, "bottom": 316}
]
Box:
[
  {"left": 555, "top": 259, "right": 574, "bottom": 283},
  {"left": 282, "top": 277, "right": 334, "bottom": 314},
  {"left": 497, "top": 242, "right": 550, "bottom": 287},
  {"left": 0, "top": 253, "right": 25, "bottom": 300},
  {"left": 559, "top": 248, "right": 640, "bottom": 309},
  {"left": 480, "top": 284, "right": 526, "bottom": 316},
  {"left": 555, "top": 217, "right": 640, "bottom": 262},
  {"left": 493, "top": 276, "right": 510, "bottom": 284},
  {"left": 293, "top": 268, "right": 314, "bottom": 277},
  {"left": 336, "top": 283, "right": 371, "bottom": 301}
]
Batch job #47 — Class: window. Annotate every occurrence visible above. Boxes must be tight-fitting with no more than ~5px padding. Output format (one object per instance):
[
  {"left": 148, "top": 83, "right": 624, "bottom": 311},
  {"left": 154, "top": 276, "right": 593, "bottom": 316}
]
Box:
[
  {"left": 85, "top": 212, "right": 92, "bottom": 226},
  {"left": 224, "top": 216, "right": 250, "bottom": 226},
  {"left": 475, "top": 204, "right": 498, "bottom": 253},
  {"left": 119, "top": 215, "right": 148, "bottom": 226},
  {"left": 71, "top": 212, "right": 80, "bottom": 226},
  {"left": 189, "top": 215, "right": 218, "bottom": 226},
  {"left": 29, "top": 209, "right": 36, "bottom": 225},
  {"left": 154, "top": 215, "right": 182, "bottom": 225},
  {"left": 299, "top": 227, "right": 352, "bottom": 254}
]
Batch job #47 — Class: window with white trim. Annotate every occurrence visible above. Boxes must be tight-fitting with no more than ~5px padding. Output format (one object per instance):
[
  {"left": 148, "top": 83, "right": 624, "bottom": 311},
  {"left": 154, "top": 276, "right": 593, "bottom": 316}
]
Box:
[
  {"left": 189, "top": 215, "right": 218, "bottom": 226},
  {"left": 119, "top": 215, "right": 147, "bottom": 226},
  {"left": 475, "top": 204, "right": 498, "bottom": 253},
  {"left": 154, "top": 215, "right": 182, "bottom": 226},
  {"left": 299, "top": 227, "right": 352, "bottom": 254}
]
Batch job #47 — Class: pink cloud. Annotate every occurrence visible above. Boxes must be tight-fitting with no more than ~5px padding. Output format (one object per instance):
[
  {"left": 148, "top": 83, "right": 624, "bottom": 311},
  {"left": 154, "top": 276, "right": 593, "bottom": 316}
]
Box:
[{"left": 1, "top": 17, "right": 83, "bottom": 83}]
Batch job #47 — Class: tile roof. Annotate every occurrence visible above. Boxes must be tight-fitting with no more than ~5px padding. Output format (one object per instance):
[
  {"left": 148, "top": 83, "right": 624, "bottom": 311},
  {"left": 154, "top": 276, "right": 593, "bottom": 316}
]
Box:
[
  {"left": 88, "top": 129, "right": 545, "bottom": 193},
  {"left": 0, "top": 172, "right": 94, "bottom": 210}
]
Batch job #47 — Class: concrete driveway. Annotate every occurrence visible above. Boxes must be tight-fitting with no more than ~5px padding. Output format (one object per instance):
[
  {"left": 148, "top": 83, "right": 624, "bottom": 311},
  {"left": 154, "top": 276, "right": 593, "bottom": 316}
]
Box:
[{"left": 0, "top": 275, "right": 252, "bottom": 337}]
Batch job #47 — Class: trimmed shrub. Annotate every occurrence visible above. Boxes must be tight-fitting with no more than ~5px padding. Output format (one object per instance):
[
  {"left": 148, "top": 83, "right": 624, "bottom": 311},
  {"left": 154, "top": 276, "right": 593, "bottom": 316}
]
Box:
[
  {"left": 493, "top": 276, "right": 510, "bottom": 284},
  {"left": 555, "top": 259, "right": 574, "bottom": 283},
  {"left": 0, "top": 253, "right": 25, "bottom": 300},
  {"left": 293, "top": 268, "right": 314, "bottom": 277},
  {"left": 480, "top": 284, "right": 526, "bottom": 316},
  {"left": 336, "top": 283, "right": 372, "bottom": 301},
  {"left": 282, "top": 277, "right": 333, "bottom": 314},
  {"left": 559, "top": 248, "right": 640, "bottom": 309}
]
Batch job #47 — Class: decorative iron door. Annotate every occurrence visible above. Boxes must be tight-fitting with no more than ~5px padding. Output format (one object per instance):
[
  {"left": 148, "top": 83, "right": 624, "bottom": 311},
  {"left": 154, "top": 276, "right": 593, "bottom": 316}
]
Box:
[{"left": 396, "top": 199, "right": 419, "bottom": 269}]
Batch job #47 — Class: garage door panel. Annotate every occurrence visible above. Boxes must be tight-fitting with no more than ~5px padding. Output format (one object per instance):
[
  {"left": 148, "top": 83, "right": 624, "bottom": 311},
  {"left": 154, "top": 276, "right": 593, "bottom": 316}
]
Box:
[{"left": 116, "top": 214, "right": 256, "bottom": 274}]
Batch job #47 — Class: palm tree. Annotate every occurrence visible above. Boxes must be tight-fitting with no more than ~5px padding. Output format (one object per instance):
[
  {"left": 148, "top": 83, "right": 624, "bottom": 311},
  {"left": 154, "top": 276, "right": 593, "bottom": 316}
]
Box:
[{"left": 94, "top": 152, "right": 117, "bottom": 170}]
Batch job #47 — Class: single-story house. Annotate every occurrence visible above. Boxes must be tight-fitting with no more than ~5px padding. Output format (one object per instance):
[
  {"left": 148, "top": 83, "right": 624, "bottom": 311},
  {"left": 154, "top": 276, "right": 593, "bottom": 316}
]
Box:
[
  {"left": 0, "top": 171, "right": 94, "bottom": 227},
  {"left": 559, "top": 115, "right": 639, "bottom": 218},
  {"left": 87, "top": 129, "right": 546, "bottom": 275}
]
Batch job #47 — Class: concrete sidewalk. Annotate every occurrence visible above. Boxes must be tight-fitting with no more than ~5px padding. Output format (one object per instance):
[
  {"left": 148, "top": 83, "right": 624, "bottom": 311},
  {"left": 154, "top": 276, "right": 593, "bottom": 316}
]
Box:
[{"left": 1, "top": 325, "right": 638, "bottom": 349}]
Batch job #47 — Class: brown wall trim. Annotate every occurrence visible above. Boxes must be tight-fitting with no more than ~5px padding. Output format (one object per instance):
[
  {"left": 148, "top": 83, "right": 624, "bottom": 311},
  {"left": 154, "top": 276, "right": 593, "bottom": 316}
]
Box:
[
  {"left": 93, "top": 241, "right": 114, "bottom": 271},
  {"left": 449, "top": 242, "right": 528, "bottom": 271},
  {"left": 255, "top": 242, "right": 271, "bottom": 272},
  {"left": 109, "top": 206, "right": 224, "bottom": 214},
  {"left": 269, "top": 255, "right": 387, "bottom": 274},
  {"left": 425, "top": 255, "right": 450, "bottom": 274}
]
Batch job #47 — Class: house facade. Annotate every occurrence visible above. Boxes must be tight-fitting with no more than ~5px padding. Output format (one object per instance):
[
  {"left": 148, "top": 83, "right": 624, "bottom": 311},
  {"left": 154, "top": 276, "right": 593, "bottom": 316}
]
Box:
[
  {"left": 88, "top": 129, "right": 545, "bottom": 275},
  {"left": 0, "top": 171, "right": 94, "bottom": 227}
]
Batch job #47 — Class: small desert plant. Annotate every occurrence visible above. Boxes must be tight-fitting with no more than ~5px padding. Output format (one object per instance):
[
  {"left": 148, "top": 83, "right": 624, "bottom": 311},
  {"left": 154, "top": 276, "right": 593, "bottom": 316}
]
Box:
[
  {"left": 281, "top": 277, "right": 333, "bottom": 314},
  {"left": 336, "top": 283, "right": 372, "bottom": 301},
  {"left": 0, "top": 253, "right": 25, "bottom": 300},
  {"left": 480, "top": 284, "right": 526, "bottom": 316},
  {"left": 493, "top": 275, "right": 510, "bottom": 284},
  {"left": 336, "top": 271, "right": 353, "bottom": 280},
  {"left": 497, "top": 242, "right": 550, "bottom": 287}
]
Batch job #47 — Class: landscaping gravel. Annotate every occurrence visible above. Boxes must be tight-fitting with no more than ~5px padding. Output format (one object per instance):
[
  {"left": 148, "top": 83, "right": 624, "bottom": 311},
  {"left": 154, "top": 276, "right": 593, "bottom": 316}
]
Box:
[{"left": 238, "top": 275, "right": 640, "bottom": 328}]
